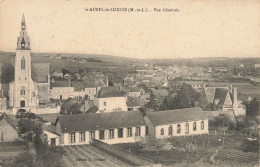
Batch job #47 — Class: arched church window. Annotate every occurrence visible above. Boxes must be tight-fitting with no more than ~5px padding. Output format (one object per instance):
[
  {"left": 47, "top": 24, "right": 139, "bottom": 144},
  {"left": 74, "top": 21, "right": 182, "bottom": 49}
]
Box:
[
  {"left": 21, "top": 57, "right": 25, "bottom": 69},
  {"left": 193, "top": 122, "right": 197, "bottom": 131},
  {"left": 201, "top": 121, "right": 204, "bottom": 130},
  {"left": 168, "top": 125, "right": 173, "bottom": 135},
  {"left": 20, "top": 86, "right": 25, "bottom": 96},
  {"left": 161, "top": 128, "right": 164, "bottom": 136},
  {"left": 177, "top": 124, "right": 181, "bottom": 134},
  {"left": 185, "top": 123, "right": 189, "bottom": 134}
]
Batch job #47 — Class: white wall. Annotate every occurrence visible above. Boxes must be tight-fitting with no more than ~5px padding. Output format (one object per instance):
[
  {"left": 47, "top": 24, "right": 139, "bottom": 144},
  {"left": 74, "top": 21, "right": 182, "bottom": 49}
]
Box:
[
  {"left": 59, "top": 126, "right": 146, "bottom": 146},
  {"left": 50, "top": 87, "right": 74, "bottom": 99},
  {"left": 96, "top": 96, "right": 128, "bottom": 112},
  {"left": 155, "top": 119, "right": 208, "bottom": 138}
]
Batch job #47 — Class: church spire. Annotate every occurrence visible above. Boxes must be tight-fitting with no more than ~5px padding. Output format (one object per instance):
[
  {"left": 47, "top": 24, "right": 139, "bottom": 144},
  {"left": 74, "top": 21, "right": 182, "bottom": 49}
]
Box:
[
  {"left": 17, "top": 14, "right": 30, "bottom": 50},
  {"left": 21, "top": 13, "right": 26, "bottom": 30}
]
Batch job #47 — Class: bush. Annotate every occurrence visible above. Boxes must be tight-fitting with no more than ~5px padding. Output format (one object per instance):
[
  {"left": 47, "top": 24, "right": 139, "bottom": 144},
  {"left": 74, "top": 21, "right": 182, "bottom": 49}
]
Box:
[{"left": 240, "top": 138, "right": 259, "bottom": 153}]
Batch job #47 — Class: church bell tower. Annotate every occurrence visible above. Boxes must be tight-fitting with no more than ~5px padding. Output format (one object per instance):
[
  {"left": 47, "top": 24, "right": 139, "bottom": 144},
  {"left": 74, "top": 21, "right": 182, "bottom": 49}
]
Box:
[{"left": 9, "top": 14, "right": 38, "bottom": 109}]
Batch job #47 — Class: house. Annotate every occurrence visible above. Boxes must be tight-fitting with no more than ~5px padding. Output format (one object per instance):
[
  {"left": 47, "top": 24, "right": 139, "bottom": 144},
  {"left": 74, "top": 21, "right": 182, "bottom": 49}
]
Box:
[
  {"left": 50, "top": 80, "right": 74, "bottom": 100},
  {"left": 121, "top": 86, "right": 144, "bottom": 98},
  {"left": 151, "top": 88, "right": 169, "bottom": 97},
  {"left": 43, "top": 124, "right": 60, "bottom": 146},
  {"left": 52, "top": 70, "right": 63, "bottom": 78},
  {"left": 200, "top": 85, "right": 246, "bottom": 115},
  {"left": 0, "top": 113, "right": 19, "bottom": 142},
  {"left": 50, "top": 111, "right": 147, "bottom": 145},
  {"left": 127, "top": 96, "right": 143, "bottom": 111},
  {"left": 144, "top": 107, "right": 208, "bottom": 138},
  {"left": 93, "top": 87, "right": 127, "bottom": 112}
]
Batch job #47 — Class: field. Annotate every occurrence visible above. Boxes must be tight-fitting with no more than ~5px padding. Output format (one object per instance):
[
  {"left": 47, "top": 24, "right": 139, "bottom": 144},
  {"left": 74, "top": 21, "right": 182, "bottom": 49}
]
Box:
[
  {"left": 0, "top": 51, "right": 136, "bottom": 73},
  {"left": 115, "top": 130, "right": 259, "bottom": 166}
]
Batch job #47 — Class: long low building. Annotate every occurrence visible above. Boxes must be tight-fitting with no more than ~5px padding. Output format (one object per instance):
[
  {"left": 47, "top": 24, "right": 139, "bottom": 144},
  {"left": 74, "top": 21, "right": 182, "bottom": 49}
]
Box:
[
  {"left": 46, "top": 110, "right": 147, "bottom": 146},
  {"left": 144, "top": 107, "right": 208, "bottom": 138},
  {"left": 43, "top": 107, "right": 209, "bottom": 146}
]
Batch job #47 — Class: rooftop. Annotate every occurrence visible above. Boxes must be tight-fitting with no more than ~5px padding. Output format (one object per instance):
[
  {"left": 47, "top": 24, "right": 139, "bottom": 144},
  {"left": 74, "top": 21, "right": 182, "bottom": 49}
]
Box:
[
  {"left": 55, "top": 110, "right": 146, "bottom": 133},
  {"left": 97, "top": 86, "right": 125, "bottom": 98},
  {"left": 146, "top": 107, "right": 207, "bottom": 126}
]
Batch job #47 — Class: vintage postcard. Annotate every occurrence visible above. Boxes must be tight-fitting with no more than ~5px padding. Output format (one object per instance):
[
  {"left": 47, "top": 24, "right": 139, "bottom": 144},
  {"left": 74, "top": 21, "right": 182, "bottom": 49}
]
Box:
[{"left": 0, "top": 0, "right": 259, "bottom": 166}]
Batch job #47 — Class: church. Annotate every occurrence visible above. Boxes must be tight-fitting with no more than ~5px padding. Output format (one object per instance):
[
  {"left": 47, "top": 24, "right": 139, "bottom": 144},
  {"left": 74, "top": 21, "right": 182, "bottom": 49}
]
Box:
[{"left": 8, "top": 15, "right": 59, "bottom": 115}]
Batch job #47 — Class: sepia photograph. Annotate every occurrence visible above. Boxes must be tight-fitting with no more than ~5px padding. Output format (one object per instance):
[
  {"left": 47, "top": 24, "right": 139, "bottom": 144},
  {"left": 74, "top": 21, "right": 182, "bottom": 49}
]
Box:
[{"left": 0, "top": 0, "right": 260, "bottom": 166}]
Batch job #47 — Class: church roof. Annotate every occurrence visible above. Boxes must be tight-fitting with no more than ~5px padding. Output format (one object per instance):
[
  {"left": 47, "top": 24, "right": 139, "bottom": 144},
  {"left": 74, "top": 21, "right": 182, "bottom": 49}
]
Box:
[
  {"left": 55, "top": 110, "right": 146, "bottom": 133},
  {"left": 146, "top": 107, "right": 206, "bottom": 126}
]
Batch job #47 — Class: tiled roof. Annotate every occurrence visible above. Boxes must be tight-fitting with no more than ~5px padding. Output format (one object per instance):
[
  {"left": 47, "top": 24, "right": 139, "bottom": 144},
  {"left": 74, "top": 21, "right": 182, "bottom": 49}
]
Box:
[
  {"left": 97, "top": 87, "right": 125, "bottom": 98},
  {"left": 204, "top": 87, "right": 216, "bottom": 103},
  {"left": 31, "top": 63, "right": 49, "bottom": 83},
  {"left": 55, "top": 110, "right": 146, "bottom": 133},
  {"left": 152, "top": 89, "right": 169, "bottom": 97},
  {"left": 0, "top": 113, "right": 18, "bottom": 130},
  {"left": 146, "top": 107, "right": 206, "bottom": 126},
  {"left": 52, "top": 80, "right": 70, "bottom": 87},
  {"left": 123, "top": 87, "right": 141, "bottom": 93},
  {"left": 214, "top": 88, "right": 228, "bottom": 107},
  {"left": 37, "top": 113, "right": 62, "bottom": 124},
  {"left": 127, "top": 96, "right": 143, "bottom": 107}
]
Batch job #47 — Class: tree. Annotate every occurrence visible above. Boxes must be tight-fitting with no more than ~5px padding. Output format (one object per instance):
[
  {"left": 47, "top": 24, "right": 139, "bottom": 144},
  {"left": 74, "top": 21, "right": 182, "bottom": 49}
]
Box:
[
  {"left": 0, "top": 63, "right": 14, "bottom": 84},
  {"left": 246, "top": 98, "right": 260, "bottom": 116},
  {"left": 10, "top": 150, "right": 36, "bottom": 167},
  {"left": 61, "top": 69, "right": 69, "bottom": 77}
]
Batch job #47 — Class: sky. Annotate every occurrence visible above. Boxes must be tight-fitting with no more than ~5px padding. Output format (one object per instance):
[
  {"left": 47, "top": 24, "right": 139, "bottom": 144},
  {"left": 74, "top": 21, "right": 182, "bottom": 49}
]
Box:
[{"left": 0, "top": 0, "right": 260, "bottom": 59}]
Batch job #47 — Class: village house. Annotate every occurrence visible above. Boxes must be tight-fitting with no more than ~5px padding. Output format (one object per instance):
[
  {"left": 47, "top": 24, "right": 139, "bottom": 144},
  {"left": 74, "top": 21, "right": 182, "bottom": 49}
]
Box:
[
  {"left": 120, "top": 86, "right": 145, "bottom": 98},
  {"left": 52, "top": 70, "right": 63, "bottom": 79},
  {"left": 93, "top": 87, "right": 127, "bottom": 112},
  {"left": 0, "top": 113, "right": 19, "bottom": 142},
  {"left": 43, "top": 111, "right": 147, "bottom": 146},
  {"left": 200, "top": 85, "right": 246, "bottom": 115},
  {"left": 144, "top": 107, "right": 208, "bottom": 138}
]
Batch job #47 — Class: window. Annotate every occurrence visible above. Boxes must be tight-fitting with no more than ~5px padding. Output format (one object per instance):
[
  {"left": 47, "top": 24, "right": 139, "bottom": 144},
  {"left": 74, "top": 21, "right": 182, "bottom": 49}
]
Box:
[
  {"left": 79, "top": 132, "right": 85, "bottom": 142},
  {"left": 21, "top": 57, "right": 25, "bottom": 69},
  {"left": 135, "top": 127, "right": 141, "bottom": 136},
  {"left": 161, "top": 128, "right": 164, "bottom": 136},
  {"left": 103, "top": 102, "right": 106, "bottom": 106},
  {"left": 99, "top": 130, "right": 105, "bottom": 140},
  {"left": 127, "top": 127, "right": 132, "bottom": 137},
  {"left": 177, "top": 124, "right": 181, "bottom": 134},
  {"left": 201, "top": 121, "right": 204, "bottom": 130},
  {"left": 20, "top": 86, "right": 25, "bottom": 96},
  {"left": 185, "top": 123, "right": 189, "bottom": 134},
  {"left": 109, "top": 129, "right": 114, "bottom": 139},
  {"left": 69, "top": 133, "right": 75, "bottom": 143},
  {"left": 193, "top": 122, "right": 197, "bottom": 131},
  {"left": 90, "top": 131, "right": 95, "bottom": 139},
  {"left": 168, "top": 125, "right": 173, "bottom": 135},
  {"left": 146, "top": 126, "right": 148, "bottom": 136},
  {"left": 60, "top": 95, "right": 62, "bottom": 100},
  {"left": 20, "top": 100, "right": 25, "bottom": 107},
  {"left": 118, "top": 128, "right": 123, "bottom": 138}
]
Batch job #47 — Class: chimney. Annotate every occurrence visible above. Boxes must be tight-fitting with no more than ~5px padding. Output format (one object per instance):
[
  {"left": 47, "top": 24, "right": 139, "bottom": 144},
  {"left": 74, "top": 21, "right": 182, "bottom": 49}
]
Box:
[
  {"left": 69, "top": 78, "right": 71, "bottom": 87},
  {"left": 233, "top": 87, "right": 238, "bottom": 108},
  {"left": 229, "top": 85, "right": 233, "bottom": 94}
]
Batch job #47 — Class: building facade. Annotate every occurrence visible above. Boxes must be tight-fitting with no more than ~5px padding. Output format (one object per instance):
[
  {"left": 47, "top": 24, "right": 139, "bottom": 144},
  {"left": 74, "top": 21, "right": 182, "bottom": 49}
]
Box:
[{"left": 144, "top": 107, "right": 209, "bottom": 138}]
